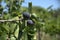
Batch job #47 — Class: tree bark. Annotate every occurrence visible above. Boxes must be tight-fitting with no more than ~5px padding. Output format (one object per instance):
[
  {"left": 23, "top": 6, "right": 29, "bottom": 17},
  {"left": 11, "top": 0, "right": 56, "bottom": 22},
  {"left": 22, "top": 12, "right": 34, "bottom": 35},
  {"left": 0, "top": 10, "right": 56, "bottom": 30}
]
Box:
[
  {"left": 56, "top": 34, "right": 60, "bottom": 40},
  {"left": 37, "top": 28, "right": 41, "bottom": 40}
]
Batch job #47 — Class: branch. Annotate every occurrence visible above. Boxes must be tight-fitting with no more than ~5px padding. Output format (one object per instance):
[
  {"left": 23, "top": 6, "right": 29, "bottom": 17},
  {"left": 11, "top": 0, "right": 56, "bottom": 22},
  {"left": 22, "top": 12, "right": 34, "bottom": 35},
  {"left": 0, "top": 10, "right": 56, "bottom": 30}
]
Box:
[{"left": 0, "top": 19, "right": 22, "bottom": 22}]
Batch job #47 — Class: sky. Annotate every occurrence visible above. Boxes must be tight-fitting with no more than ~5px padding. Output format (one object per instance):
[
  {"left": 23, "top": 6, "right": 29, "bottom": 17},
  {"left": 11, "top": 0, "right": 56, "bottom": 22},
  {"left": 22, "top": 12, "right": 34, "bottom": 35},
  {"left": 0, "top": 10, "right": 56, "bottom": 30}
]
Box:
[
  {"left": 1, "top": 0, "right": 59, "bottom": 9},
  {"left": 22, "top": 0, "right": 59, "bottom": 9}
]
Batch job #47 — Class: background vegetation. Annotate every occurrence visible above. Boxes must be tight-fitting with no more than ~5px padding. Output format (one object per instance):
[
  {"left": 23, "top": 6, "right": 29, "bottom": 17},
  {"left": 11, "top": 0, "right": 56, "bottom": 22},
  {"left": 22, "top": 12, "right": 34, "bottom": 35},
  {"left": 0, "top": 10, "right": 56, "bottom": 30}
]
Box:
[{"left": 0, "top": 0, "right": 60, "bottom": 40}]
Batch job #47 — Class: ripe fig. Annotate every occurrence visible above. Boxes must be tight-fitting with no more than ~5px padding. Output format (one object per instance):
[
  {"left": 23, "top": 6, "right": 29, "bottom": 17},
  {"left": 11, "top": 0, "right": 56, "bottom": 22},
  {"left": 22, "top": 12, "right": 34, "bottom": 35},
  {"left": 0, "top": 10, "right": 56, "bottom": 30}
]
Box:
[
  {"left": 27, "top": 20, "right": 34, "bottom": 25},
  {"left": 22, "top": 12, "right": 30, "bottom": 19}
]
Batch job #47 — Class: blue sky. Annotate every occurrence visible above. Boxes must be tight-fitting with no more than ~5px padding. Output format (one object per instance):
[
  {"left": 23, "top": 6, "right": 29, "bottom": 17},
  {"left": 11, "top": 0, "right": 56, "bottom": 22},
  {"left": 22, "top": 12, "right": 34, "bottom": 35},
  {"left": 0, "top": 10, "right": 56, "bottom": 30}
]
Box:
[
  {"left": 1, "top": 0, "right": 59, "bottom": 9},
  {"left": 22, "top": 0, "right": 59, "bottom": 9}
]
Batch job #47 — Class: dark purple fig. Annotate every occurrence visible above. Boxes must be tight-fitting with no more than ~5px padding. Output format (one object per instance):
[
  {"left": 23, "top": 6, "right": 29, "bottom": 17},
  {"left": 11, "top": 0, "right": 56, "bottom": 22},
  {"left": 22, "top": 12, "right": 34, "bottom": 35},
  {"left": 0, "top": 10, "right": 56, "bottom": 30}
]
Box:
[
  {"left": 22, "top": 12, "right": 30, "bottom": 19},
  {"left": 27, "top": 20, "right": 34, "bottom": 25}
]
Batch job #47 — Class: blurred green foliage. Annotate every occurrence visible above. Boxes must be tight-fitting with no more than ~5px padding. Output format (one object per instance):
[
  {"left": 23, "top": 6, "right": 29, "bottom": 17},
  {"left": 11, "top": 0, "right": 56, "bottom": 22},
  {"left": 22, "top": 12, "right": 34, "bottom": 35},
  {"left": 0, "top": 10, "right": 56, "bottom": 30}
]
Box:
[{"left": 0, "top": 0, "right": 60, "bottom": 40}]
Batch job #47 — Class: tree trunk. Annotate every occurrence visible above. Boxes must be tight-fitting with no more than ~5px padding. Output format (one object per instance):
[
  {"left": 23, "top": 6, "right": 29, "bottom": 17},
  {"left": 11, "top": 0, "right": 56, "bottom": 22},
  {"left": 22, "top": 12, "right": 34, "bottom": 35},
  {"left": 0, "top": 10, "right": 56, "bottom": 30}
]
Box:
[
  {"left": 56, "top": 34, "right": 60, "bottom": 40},
  {"left": 37, "top": 28, "right": 41, "bottom": 40}
]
